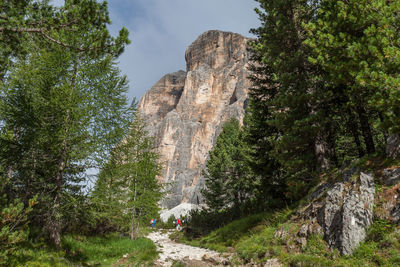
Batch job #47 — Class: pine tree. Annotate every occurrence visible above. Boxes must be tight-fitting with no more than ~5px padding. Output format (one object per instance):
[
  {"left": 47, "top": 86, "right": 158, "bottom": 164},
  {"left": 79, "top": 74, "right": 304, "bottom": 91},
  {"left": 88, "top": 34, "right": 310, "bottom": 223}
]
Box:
[
  {"left": 92, "top": 115, "right": 162, "bottom": 239},
  {"left": 304, "top": 0, "right": 399, "bottom": 148},
  {"left": 202, "top": 118, "right": 254, "bottom": 217},
  {"left": 0, "top": 46, "right": 133, "bottom": 247},
  {"left": 0, "top": 0, "right": 130, "bottom": 81},
  {"left": 0, "top": 0, "right": 131, "bottom": 247},
  {"left": 247, "top": 0, "right": 335, "bottom": 201}
]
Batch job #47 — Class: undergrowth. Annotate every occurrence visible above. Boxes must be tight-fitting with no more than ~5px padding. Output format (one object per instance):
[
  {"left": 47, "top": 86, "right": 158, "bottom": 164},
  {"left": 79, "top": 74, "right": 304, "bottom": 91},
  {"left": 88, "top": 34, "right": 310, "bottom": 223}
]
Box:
[
  {"left": 9, "top": 233, "right": 157, "bottom": 266},
  {"left": 176, "top": 206, "right": 400, "bottom": 266}
]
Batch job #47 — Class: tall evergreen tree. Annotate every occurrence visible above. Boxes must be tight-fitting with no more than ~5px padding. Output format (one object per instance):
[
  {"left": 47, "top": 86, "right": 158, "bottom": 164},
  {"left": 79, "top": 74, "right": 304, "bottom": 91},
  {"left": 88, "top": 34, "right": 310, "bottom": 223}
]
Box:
[
  {"left": 92, "top": 115, "right": 162, "bottom": 239},
  {"left": 0, "top": 0, "right": 131, "bottom": 247},
  {"left": 202, "top": 118, "right": 254, "bottom": 216},
  {"left": 0, "top": 46, "right": 133, "bottom": 246},
  {"left": 247, "top": 0, "right": 334, "bottom": 201},
  {"left": 304, "top": 0, "right": 400, "bottom": 147}
]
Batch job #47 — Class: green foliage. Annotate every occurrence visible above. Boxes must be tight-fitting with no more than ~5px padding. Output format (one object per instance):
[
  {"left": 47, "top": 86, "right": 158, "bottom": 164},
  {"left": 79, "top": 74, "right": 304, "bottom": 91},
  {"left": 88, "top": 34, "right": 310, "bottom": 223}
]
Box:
[
  {"left": 190, "top": 209, "right": 400, "bottom": 266},
  {"left": 0, "top": 0, "right": 133, "bottom": 248},
  {"left": 202, "top": 118, "right": 256, "bottom": 217},
  {"left": 92, "top": 114, "right": 163, "bottom": 239},
  {"left": 246, "top": 0, "right": 398, "bottom": 209},
  {"left": 366, "top": 219, "right": 393, "bottom": 242},
  {"left": 0, "top": 196, "right": 36, "bottom": 266},
  {"left": 157, "top": 215, "right": 177, "bottom": 229},
  {"left": 0, "top": 0, "right": 130, "bottom": 80},
  {"left": 183, "top": 210, "right": 293, "bottom": 253},
  {"left": 198, "top": 213, "right": 270, "bottom": 248},
  {"left": 5, "top": 234, "right": 157, "bottom": 266},
  {"left": 0, "top": 45, "right": 134, "bottom": 245},
  {"left": 247, "top": 0, "right": 334, "bottom": 203},
  {"left": 305, "top": 0, "right": 400, "bottom": 135}
]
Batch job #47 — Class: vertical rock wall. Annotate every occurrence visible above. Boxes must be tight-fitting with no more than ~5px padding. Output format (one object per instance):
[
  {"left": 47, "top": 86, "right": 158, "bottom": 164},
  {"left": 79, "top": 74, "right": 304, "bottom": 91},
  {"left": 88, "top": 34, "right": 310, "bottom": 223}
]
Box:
[{"left": 138, "top": 30, "right": 251, "bottom": 208}]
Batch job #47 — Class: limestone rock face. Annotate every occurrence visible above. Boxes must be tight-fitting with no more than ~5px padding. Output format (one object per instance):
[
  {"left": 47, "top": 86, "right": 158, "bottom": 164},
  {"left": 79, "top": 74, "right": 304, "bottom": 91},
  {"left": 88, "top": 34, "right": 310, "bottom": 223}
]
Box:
[
  {"left": 138, "top": 30, "right": 251, "bottom": 208},
  {"left": 298, "top": 171, "right": 375, "bottom": 255},
  {"left": 138, "top": 70, "right": 186, "bottom": 127}
]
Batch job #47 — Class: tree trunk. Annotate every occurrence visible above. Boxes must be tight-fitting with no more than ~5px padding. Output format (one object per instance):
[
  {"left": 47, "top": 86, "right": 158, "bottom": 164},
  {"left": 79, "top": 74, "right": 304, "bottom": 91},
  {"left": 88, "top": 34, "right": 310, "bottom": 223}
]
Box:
[
  {"left": 130, "top": 178, "right": 137, "bottom": 240},
  {"left": 315, "top": 134, "right": 331, "bottom": 170},
  {"left": 136, "top": 208, "right": 142, "bottom": 238},
  {"left": 356, "top": 105, "right": 375, "bottom": 154},
  {"left": 347, "top": 108, "right": 364, "bottom": 157},
  {"left": 48, "top": 156, "right": 64, "bottom": 248}
]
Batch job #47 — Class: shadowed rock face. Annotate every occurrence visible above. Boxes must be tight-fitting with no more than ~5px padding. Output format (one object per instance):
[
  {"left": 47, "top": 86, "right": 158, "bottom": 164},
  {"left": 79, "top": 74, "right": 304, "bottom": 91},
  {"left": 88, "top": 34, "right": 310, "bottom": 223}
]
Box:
[{"left": 138, "top": 30, "right": 251, "bottom": 208}]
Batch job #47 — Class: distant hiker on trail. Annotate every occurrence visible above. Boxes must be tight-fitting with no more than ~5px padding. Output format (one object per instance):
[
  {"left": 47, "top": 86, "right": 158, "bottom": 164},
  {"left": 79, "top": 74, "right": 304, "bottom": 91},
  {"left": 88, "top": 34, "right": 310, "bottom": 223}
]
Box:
[
  {"left": 150, "top": 218, "right": 156, "bottom": 228},
  {"left": 176, "top": 218, "right": 182, "bottom": 231}
]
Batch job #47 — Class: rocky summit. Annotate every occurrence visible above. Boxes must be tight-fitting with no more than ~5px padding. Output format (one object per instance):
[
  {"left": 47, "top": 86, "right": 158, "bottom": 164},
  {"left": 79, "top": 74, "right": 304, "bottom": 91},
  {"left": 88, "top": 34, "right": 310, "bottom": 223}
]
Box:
[{"left": 138, "top": 30, "right": 251, "bottom": 209}]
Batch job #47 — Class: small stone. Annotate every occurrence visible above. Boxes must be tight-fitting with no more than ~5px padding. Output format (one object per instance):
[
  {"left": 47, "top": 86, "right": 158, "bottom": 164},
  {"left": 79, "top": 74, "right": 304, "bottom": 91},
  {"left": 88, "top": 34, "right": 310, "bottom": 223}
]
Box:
[
  {"left": 295, "top": 237, "right": 307, "bottom": 249},
  {"left": 264, "top": 258, "right": 282, "bottom": 267}
]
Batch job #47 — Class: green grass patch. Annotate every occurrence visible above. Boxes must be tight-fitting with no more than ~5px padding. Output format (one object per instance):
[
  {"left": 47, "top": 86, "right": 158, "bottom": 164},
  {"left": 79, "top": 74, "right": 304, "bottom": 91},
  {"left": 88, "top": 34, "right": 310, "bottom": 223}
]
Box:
[
  {"left": 12, "top": 233, "right": 157, "bottom": 266},
  {"left": 62, "top": 233, "right": 157, "bottom": 266},
  {"left": 176, "top": 209, "right": 292, "bottom": 253}
]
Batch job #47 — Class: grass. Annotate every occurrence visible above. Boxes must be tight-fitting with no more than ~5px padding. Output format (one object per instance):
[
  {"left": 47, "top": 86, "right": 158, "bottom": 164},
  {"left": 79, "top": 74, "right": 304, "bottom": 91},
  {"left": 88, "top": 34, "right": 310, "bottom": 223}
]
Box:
[
  {"left": 173, "top": 209, "right": 293, "bottom": 253},
  {"left": 175, "top": 208, "right": 400, "bottom": 266},
  {"left": 13, "top": 233, "right": 158, "bottom": 266}
]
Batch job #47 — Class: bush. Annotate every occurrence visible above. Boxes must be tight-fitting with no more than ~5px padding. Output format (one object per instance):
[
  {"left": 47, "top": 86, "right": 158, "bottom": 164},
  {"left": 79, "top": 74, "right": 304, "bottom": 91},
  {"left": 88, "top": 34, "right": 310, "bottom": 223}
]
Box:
[
  {"left": 366, "top": 219, "right": 393, "bottom": 242},
  {"left": 157, "top": 215, "right": 176, "bottom": 229},
  {"left": 0, "top": 196, "right": 36, "bottom": 266}
]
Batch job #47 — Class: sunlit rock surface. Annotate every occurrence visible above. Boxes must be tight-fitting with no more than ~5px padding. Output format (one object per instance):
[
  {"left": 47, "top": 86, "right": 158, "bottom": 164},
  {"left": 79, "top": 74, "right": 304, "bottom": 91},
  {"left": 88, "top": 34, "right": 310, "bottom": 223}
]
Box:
[{"left": 139, "top": 30, "right": 251, "bottom": 208}]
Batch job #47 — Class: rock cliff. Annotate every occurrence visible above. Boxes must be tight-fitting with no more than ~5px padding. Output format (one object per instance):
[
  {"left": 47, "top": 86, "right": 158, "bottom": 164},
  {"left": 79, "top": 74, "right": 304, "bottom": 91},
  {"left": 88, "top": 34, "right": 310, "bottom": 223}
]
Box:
[{"left": 138, "top": 30, "right": 251, "bottom": 208}]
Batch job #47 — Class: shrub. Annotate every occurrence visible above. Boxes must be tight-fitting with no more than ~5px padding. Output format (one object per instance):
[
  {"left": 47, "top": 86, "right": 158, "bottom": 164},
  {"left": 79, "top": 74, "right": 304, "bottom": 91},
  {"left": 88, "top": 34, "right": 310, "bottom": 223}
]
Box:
[
  {"left": 366, "top": 219, "right": 393, "bottom": 242},
  {"left": 0, "top": 196, "right": 36, "bottom": 266}
]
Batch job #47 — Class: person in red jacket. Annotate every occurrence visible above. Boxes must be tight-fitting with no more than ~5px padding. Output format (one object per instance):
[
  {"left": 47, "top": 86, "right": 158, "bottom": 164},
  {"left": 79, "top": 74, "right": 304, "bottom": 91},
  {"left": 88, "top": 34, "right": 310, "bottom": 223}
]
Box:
[{"left": 175, "top": 218, "right": 182, "bottom": 231}]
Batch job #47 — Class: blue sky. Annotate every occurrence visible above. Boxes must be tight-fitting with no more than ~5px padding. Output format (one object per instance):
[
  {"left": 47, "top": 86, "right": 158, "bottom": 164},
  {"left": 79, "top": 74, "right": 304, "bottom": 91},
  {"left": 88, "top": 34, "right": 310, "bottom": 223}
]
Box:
[{"left": 52, "top": 0, "right": 260, "bottom": 102}]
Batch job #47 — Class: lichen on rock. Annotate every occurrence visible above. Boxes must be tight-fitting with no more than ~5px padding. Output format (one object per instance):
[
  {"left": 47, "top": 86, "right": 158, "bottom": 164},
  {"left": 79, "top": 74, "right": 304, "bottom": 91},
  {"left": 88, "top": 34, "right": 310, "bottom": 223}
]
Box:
[{"left": 297, "top": 171, "right": 375, "bottom": 255}]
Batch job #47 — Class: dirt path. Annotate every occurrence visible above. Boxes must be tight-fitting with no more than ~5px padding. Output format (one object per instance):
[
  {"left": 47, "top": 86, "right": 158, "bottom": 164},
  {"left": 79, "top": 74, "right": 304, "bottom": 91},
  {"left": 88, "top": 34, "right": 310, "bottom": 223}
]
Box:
[{"left": 147, "top": 230, "right": 229, "bottom": 266}]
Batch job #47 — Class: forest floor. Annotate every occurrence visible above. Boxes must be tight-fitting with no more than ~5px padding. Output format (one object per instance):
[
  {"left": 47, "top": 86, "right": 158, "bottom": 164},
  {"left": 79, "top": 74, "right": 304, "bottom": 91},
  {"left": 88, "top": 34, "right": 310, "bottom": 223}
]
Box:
[{"left": 147, "top": 230, "right": 230, "bottom": 266}]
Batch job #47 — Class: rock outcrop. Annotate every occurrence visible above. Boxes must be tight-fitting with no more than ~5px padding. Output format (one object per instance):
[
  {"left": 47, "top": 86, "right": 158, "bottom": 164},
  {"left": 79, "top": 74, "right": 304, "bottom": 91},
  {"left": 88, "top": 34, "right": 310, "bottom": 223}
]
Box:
[
  {"left": 386, "top": 134, "right": 400, "bottom": 159},
  {"left": 139, "top": 30, "right": 251, "bottom": 208},
  {"left": 296, "top": 171, "right": 375, "bottom": 255}
]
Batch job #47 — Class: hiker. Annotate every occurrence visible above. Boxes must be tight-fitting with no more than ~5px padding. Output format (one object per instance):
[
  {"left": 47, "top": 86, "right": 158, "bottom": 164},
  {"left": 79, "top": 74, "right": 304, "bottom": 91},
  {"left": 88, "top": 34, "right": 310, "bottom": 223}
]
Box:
[
  {"left": 176, "top": 218, "right": 182, "bottom": 231},
  {"left": 152, "top": 218, "right": 156, "bottom": 228}
]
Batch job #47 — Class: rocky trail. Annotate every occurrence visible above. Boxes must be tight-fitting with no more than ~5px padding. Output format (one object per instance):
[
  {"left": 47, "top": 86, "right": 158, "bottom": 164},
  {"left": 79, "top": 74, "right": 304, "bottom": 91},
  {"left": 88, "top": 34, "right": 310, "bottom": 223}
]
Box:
[{"left": 147, "top": 230, "right": 230, "bottom": 266}]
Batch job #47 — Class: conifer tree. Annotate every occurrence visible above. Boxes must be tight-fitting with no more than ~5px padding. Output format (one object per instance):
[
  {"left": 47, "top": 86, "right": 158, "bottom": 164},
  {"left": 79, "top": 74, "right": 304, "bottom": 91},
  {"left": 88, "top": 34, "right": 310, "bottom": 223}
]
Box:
[
  {"left": 0, "top": 0, "right": 131, "bottom": 247},
  {"left": 247, "top": 0, "right": 334, "bottom": 201},
  {"left": 202, "top": 118, "right": 254, "bottom": 216},
  {"left": 0, "top": 46, "right": 133, "bottom": 247},
  {"left": 0, "top": 0, "right": 130, "bottom": 80},
  {"left": 92, "top": 115, "right": 162, "bottom": 239},
  {"left": 304, "top": 0, "right": 400, "bottom": 147}
]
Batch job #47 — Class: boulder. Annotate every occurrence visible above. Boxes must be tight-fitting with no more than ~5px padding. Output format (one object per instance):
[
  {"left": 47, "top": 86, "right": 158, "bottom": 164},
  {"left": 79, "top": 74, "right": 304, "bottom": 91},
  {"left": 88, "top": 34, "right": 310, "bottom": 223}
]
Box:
[
  {"left": 298, "top": 172, "right": 375, "bottom": 255},
  {"left": 383, "top": 167, "right": 400, "bottom": 186}
]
